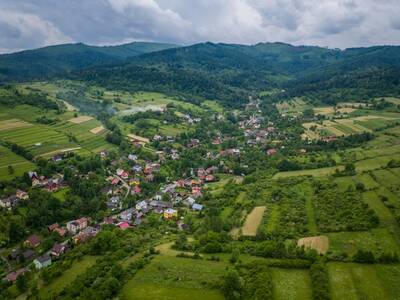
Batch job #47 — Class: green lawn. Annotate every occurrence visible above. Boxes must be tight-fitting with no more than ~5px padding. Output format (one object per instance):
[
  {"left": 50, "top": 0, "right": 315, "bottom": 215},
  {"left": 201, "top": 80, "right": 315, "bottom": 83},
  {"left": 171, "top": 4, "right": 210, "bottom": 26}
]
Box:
[
  {"left": 39, "top": 256, "right": 97, "bottom": 298},
  {"left": 328, "top": 262, "right": 400, "bottom": 300},
  {"left": 271, "top": 268, "right": 313, "bottom": 300},
  {"left": 119, "top": 256, "right": 226, "bottom": 300}
]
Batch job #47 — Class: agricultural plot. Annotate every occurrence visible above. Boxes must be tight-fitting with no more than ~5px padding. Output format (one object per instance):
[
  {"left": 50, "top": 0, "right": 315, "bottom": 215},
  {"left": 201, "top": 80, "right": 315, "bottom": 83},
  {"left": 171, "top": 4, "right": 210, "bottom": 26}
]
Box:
[
  {"left": 68, "top": 115, "right": 93, "bottom": 124},
  {"left": 271, "top": 268, "right": 313, "bottom": 300},
  {"left": 297, "top": 236, "right": 329, "bottom": 254},
  {"left": 276, "top": 98, "right": 311, "bottom": 116},
  {"left": 241, "top": 206, "right": 266, "bottom": 236},
  {"left": 313, "top": 182, "right": 378, "bottom": 233},
  {"left": 328, "top": 263, "right": 400, "bottom": 300},
  {"left": 327, "top": 228, "right": 399, "bottom": 257},
  {"left": 372, "top": 169, "right": 400, "bottom": 189},
  {"left": 273, "top": 166, "right": 342, "bottom": 178},
  {"left": 119, "top": 256, "right": 225, "bottom": 300},
  {"left": 0, "top": 125, "right": 78, "bottom": 156},
  {"left": 0, "top": 145, "right": 35, "bottom": 180},
  {"left": 0, "top": 119, "right": 32, "bottom": 131},
  {"left": 257, "top": 179, "right": 311, "bottom": 238}
]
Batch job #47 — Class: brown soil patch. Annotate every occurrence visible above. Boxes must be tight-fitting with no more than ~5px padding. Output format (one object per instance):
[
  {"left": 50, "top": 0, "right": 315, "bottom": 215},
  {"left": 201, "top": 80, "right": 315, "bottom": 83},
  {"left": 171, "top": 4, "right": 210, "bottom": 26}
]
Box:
[
  {"left": 297, "top": 235, "right": 329, "bottom": 254},
  {"left": 68, "top": 116, "right": 93, "bottom": 124},
  {"left": 90, "top": 126, "right": 106, "bottom": 135},
  {"left": 0, "top": 119, "right": 32, "bottom": 131},
  {"left": 242, "top": 206, "right": 266, "bottom": 236}
]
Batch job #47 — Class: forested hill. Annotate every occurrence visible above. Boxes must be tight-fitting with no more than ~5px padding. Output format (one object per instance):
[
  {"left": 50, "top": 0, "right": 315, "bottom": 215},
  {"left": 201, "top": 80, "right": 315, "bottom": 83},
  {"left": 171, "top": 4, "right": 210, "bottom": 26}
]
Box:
[
  {"left": 0, "top": 42, "right": 178, "bottom": 82},
  {"left": 1, "top": 41, "right": 400, "bottom": 106},
  {"left": 72, "top": 42, "right": 400, "bottom": 106}
]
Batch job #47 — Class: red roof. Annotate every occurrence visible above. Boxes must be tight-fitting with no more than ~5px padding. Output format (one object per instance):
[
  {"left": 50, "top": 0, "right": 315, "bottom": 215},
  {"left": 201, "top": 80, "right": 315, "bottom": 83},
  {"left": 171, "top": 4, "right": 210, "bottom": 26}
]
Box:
[
  {"left": 117, "top": 222, "right": 130, "bottom": 230},
  {"left": 25, "top": 234, "right": 41, "bottom": 247}
]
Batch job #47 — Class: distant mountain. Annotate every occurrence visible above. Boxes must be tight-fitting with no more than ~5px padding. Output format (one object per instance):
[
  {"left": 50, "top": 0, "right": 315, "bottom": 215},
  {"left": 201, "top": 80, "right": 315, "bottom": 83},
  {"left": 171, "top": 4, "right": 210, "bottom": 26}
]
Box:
[
  {"left": 75, "top": 42, "right": 400, "bottom": 106},
  {"left": 0, "top": 42, "right": 178, "bottom": 82},
  {"left": 2, "top": 40, "right": 400, "bottom": 106}
]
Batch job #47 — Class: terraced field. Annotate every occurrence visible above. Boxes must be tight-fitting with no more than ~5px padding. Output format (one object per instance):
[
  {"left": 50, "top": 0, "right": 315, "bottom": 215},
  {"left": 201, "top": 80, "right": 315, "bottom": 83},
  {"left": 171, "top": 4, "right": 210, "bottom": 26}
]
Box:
[
  {"left": 0, "top": 145, "right": 35, "bottom": 180},
  {"left": 0, "top": 125, "right": 78, "bottom": 156}
]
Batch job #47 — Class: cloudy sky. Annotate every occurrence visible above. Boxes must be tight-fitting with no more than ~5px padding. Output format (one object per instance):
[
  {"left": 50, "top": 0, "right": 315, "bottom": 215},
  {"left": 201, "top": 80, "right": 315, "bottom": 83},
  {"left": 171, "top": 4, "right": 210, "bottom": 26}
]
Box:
[{"left": 0, "top": 0, "right": 400, "bottom": 53}]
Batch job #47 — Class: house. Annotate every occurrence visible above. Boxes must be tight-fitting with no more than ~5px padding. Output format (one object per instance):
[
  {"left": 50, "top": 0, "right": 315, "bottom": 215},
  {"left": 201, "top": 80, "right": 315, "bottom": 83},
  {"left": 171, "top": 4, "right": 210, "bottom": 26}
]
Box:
[
  {"left": 16, "top": 190, "right": 29, "bottom": 200},
  {"left": 6, "top": 268, "right": 28, "bottom": 282},
  {"left": 34, "top": 254, "right": 52, "bottom": 269},
  {"left": 132, "top": 185, "right": 141, "bottom": 194},
  {"left": 54, "top": 227, "right": 67, "bottom": 237},
  {"left": 0, "top": 195, "right": 19, "bottom": 209},
  {"left": 267, "top": 148, "right": 277, "bottom": 156},
  {"left": 100, "top": 150, "right": 108, "bottom": 158},
  {"left": 128, "top": 154, "right": 138, "bottom": 161},
  {"left": 129, "top": 178, "right": 140, "bottom": 186},
  {"left": 66, "top": 217, "right": 88, "bottom": 234},
  {"left": 48, "top": 223, "right": 59, "bottom": 232},
  {"left": 116, "top": 221, "right": 130, "bottom": 230},
  {"left": 136, "top": 200, "right": 148, "bottom": 211},
  {"left": 107, "top": 196, "right": 121, "bottom": 210},
  {"left": 22, "top": 249, "right": 35, "bottom": 261},
  {"left": 205, "top": 175, "right": 215, "bottom": 182},
  {"left": 8, "top": 249, "right": 21, "bottom": 261},
  {"left": 51, "top": 243, "right": 66, "bottom": 257},
  {"left": 186, "top": 197, "right": 196, "bottom": 206},
  {"left": 116, "top": 168, "right": 129, "bottom": 179},
  {"left": 72, "top": 226, "right": 98, "bottom": 244},
  {"left": 24, "top": 235, "right": 41, "bottom": 248},
  {"left": 192, "top": 203, "right": 204, "bottom": 211},
  {"left": 163, "top": 208, "right": 178, "bottom": 220},
  {"left": 103, "top": 216, "right": 114, "bottom": 225},
  {"left": 120, "top": 208, "right": 135, "bottom": 221},
  {"left": 132, "top": 165, "right": 142, "bottom": 173}
]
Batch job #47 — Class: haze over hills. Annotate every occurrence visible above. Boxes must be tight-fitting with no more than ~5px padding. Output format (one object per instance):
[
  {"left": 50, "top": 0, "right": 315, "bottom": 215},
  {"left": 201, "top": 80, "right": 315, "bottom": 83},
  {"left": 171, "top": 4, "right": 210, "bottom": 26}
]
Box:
[{"left": 0, "top": 42, "right": 178, "bottom": 82}]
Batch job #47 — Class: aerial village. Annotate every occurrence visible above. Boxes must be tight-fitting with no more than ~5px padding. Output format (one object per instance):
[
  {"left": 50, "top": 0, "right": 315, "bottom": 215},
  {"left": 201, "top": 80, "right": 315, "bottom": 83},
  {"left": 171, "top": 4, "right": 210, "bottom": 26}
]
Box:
[{"left": 0, "top": 97, "right": 285, "bottom": 284}]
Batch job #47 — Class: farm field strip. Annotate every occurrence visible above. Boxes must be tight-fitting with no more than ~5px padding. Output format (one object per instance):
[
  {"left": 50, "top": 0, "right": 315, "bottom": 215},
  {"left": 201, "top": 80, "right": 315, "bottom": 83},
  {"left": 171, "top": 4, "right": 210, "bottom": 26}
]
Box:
[
  {"left": 241, "top": 206, "right": 266, "bottom": 236},
  {"left": 271, "top": 268, "right": 313, "bottom": 300},
  {"left": 0, "top": 119, "right": 32, "bottom": 131}
]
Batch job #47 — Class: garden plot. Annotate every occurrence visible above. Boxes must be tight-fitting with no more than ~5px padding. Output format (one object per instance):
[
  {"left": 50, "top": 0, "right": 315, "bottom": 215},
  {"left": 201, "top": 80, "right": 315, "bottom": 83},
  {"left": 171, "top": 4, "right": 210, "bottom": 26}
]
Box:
[
  {"left": 241, "top": 206, "right": 266, "bottom": 236},
  {"left": 297, "top": 235, "right": 329, "bottom": 254},
  {"left": 89, "top": 126, "right": 106, "bottom": 135},
  {"left": 0, "top": 119, "right": 32, "bottom": 131},
  {"left": 68, "top": 115, "right": 93, "bottom": 124}
]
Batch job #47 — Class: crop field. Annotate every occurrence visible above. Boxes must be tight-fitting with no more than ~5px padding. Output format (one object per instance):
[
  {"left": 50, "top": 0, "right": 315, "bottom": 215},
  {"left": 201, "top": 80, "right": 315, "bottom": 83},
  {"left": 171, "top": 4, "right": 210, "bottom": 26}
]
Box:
[
  {"left": 241, "top": 206, "right": 266, "bottom": 236},
  {"left": 0, "top": 145, "right": 35, "bottom": 180},
  {"left": 0, "top": 125, "right": 78, "bottom": 156},
  {"left": 328, "top": 263, "right": 400, "bottom": 300},
  {"left": 119, "top": 256, "right": 225, "bottom": 300},
  {"left": 68, "top": 115, "right": 93, "bottom": 124},
  {"left": 273, "top": 166, "right": 342, "bottom": 178},
  {"left": 297, "top": 236, "right": 329, "bottom": 254},
  {"left": 276, "top": 98, "right": 311, "bottom": 116},
  {"left": 0, "top": 119, "right": 32, "bottom": 131},
  {"left": 271, "top": 268, "right": 313, "bottom": 300},
  {"left": 327, "top": 228, "right": 399, "bottom": 256},
  {"left": 372, "top": 169, "right": 400, "bottom": 189}
]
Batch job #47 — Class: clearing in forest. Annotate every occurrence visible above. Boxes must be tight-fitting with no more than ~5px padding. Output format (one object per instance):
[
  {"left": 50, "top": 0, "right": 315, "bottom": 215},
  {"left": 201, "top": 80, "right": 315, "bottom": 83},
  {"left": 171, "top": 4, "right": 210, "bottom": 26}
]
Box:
[
  {"left": 0, "top": 119, "right": 32, "bottom": 131},
  {"left": 241, "top": 206, "right": 266, "bottom": 236},
  {"left": 68, "top": 115, "right": 93, "bottom": 124},
  {"left": 297, "top": 236, "right": 329, "bottom": 254},
  {"left": 90, "top": 126, "right": 106, "bottom": 135}
]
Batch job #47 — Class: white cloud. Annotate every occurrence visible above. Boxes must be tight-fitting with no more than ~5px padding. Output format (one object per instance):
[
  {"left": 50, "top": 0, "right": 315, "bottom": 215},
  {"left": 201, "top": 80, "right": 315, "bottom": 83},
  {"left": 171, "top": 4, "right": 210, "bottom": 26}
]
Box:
[{"left": 0, "top": 9, "right": 72, "bottom": 53}]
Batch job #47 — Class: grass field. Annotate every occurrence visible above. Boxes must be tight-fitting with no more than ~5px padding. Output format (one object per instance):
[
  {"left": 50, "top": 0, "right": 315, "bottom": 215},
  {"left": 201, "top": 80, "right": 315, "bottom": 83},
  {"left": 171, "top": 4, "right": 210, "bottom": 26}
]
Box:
[
  {"left": 39, "top": 256, "right": 97, "bottom": 298},
  {"left": 327, "top": 228, "right": 399, "bottom": 256},
  {"left": 271, "top": 268, "right": 313, "bottom": 300},
  {"left": 328, "top": 262, "right": 400, "bottom": 300},
  {"left": 119, "top": 256, "right": 225, "bottom": 300},
  {"left": 241, "top": 206, "right": 266, "bottom": 236},
  {"left": 0, "top": 145, "right": 35, "bottom": 180},
  {"left": 297, "top": 236, "right": 329, "bottom": 254}
]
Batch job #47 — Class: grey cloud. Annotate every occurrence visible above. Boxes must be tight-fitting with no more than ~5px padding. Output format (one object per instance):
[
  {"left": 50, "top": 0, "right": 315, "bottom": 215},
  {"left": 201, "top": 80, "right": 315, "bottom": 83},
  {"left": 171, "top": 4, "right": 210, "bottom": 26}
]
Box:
[{"left": 0, "top": 0, "right": 399, "bottom": 53}]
